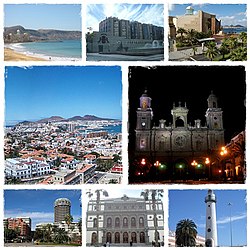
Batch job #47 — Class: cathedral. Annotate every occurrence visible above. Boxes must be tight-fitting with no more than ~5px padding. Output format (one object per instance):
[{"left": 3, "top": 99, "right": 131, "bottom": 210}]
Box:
[{"left": 134, "top": 90, "right": 225, "bottom": 179}]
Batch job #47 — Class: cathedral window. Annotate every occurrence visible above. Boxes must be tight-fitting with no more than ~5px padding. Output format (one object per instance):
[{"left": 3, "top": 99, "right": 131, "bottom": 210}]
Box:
[{"left": 131, "top": 217, "right": 136, "bottom": 227}]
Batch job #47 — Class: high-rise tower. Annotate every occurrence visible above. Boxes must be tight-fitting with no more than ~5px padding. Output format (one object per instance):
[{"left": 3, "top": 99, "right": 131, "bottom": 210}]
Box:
[
  {"left": 205, "top": 190, "right": 218, "bottom": 247},
  {"left": 54, "top": 198, "right": 71, "bottom": 223}
]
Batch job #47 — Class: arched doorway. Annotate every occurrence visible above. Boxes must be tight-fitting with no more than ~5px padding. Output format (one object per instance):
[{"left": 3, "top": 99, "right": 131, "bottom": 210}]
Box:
[
  {"left": 106, "top": 232, "right": 112, "bottom": 243},
  {"left": 115, "top": 232, "right": 120, "bottom": 243},
  {"left": 91, "top": 232, "right": 97, "bottom": 245},
  {"left": 131, "top": 232, "right": 137, "bottom": 243},
  {"left": 140, "top": 232, "right": 145, "bottom": 243},
  {"left": 123, "top": 232, "right": 129, "bottom": 243}
]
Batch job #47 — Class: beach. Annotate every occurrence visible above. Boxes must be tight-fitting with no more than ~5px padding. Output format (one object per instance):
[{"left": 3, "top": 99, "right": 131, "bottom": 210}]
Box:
[{"left": 4, "top": 47, "right": 48, "bottom": 61}]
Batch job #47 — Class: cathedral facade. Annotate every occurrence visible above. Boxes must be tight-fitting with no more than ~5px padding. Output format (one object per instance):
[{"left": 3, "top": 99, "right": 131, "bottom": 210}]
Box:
[{"left": 134, "top": 90, "right": 225, "bottom": 179}]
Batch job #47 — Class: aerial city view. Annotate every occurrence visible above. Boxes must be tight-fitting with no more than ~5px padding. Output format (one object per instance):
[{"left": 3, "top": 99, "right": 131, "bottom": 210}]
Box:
[
  {"left": 4, "top": 189, "right": 82, "bottom": 246},
  {"left": 4, "top": 4, "right": 82, "bottom": 61},
  {"left": 168, "top": 189, "right": 247, "bottom": 247},
  {"left": 128, "top": 66, "right": 246, "bottom": 184},
  {"left": 86, "top": 4, "right": 164, "bottom": 61},
  {"left": 4, "top": 66, "right": 123, "bottom": 185},
  {"left": 168, "top": 4, "right": 247, "bottom": 61}
]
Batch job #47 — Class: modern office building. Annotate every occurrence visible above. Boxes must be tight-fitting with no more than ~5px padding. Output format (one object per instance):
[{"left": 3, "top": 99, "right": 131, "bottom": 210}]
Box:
[{"left": 54, "top": 198, "right": 71, "bottom": 223}]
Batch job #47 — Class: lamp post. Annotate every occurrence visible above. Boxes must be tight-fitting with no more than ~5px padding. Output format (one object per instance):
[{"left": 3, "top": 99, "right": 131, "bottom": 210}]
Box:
[
  {"left": 205, "top": 157, "right": 211, "bottom": 180},
  {"left": 228, "top": 202, "right": 233, "bottom": 247}
]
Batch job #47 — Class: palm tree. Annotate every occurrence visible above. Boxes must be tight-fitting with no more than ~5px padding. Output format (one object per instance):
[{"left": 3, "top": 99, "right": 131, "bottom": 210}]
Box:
[
  {"left": 141, "top": 189, "right": 163, "bottom": 246},
  {"left": 86, "top": 189, "right": 109, "bottom": 246},
  {"left": 64, "top": 214, "right": 73, "bottom": 244},
  {"left": 204, "top": 41, "right": 218, "bottom": 61},
  {"left": 54, "top": 228, "right": 69, "bottom": 244},
  {"left": 175, "top": 219, "right": 197, "bottom": 247},
  {"left": 177, "top": 28, "right": 186, "bottom": 43}
]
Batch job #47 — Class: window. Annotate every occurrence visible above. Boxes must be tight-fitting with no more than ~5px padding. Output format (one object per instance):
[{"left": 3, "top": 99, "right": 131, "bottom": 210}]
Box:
[
  {"left": 115, "top": 217, "right": 120, "bottom": 227},
  {"left": 131, "top": 217, "right": 136, "bottom": 227},
  {"left": 123, "top": 217, "right": 128, "bottom": 227},
  {"left": 107, "top": 217, "right": 112, "bottom": 228},
  {"left": 139, "top": 217, "right": 144, "bottom": 227}
]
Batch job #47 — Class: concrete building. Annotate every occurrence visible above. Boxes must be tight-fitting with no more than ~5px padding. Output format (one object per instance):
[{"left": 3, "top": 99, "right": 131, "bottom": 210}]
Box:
[
  {"left": 87, "top": 17, "right": 164, "bottom": 54},
  {"left": 134, "top": 90, "right": 225, "bottom": 179},
  {"left": 205, "top": 190, "right": 218, "bottom": 247},
  {"left": 54, "top": 198, "right": 71, "bottom": 223},
  {"left": 86, "top": 193, "right": 164, "bottom": 246}
]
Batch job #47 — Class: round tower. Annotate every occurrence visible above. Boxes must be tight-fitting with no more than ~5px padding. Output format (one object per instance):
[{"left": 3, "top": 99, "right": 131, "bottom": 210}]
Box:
[
  {"left": 205, "top": 190, "right": 218, "bottom": 247},
  {"left": 54, "top": 198, "right": 71, "bottom": 223}
]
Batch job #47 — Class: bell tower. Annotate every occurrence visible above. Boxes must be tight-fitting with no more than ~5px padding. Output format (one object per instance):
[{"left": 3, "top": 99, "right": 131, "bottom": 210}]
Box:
[
  {"left": 205, "top": 91, "right": 223, "bottom": 130},
  {"left": 136, "top": 90, "right": 153, "bottom": 130},
  {"left": 135, "top": 90, "right": 153, "bottom": 151},
  {"left": 171, "top": 101, "right": 189, "bottom": 128}
]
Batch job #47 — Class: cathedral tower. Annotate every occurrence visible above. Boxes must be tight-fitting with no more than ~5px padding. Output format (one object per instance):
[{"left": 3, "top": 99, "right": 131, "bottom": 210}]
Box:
[{"left": 135, "top": 90, "right": 153, "bottom": 151}]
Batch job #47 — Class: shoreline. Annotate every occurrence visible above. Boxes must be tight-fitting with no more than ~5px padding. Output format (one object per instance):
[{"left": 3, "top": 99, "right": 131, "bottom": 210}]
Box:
[
  {"left": 4, "top": 47, "right": 48, "bottom": 61},
  {"left": 4, "top": 43, "right": 82, "bottom": 61}
]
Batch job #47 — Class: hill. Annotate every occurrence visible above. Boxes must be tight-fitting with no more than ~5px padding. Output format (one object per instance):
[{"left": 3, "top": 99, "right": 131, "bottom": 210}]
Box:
[{"left": 4, "top": 25, "right": 81, "bottom": 43}]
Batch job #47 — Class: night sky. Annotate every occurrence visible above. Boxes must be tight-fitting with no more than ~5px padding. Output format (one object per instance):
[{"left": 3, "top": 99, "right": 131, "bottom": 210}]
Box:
[{"left": 128, "top": 66, "right": 246, "bottom": 151}]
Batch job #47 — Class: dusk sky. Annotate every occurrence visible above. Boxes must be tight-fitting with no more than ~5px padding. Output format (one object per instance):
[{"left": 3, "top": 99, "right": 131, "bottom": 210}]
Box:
[
  {"left": 5, "top": 66, "right": 122, "bottom": 125},
  {"left": 128, "top": 66, "right": 246, "bottom": 146},
  {"left": 86, "top": 4, "right": 164, "bottom": 32},
  {"left": 168, "top": 189, "right": 247, "bottom": 247},
  {"left": 4, "top": 189, "right": 82, "bottom": 230},
  {"left": 169, "top": 4, "right": 247, "bottom": 27},
  {"left": 4, "top": 4, "right": 82, "bottom": 31}
]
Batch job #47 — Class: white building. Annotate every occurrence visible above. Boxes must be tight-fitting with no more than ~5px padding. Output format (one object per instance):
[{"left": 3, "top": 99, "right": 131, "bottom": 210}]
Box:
[
  {"left": 86, "top": 193, "right": 164, "bottom": 246},
  {"left": 5, "top": 157, "right": 51, "bottom": 179}
]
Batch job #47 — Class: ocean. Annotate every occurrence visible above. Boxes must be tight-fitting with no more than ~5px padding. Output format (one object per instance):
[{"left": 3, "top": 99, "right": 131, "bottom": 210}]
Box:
[
  {"left": 10, "top": 39, "right": 82, "bottom": 61},
  {"left": 222, "top": 27, "right": 247, "bottom": 34}
]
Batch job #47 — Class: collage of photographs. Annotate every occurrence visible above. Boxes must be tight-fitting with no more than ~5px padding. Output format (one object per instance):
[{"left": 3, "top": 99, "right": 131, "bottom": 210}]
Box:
[{"left": 0, "top": 0, "right": 248, "bottom": 248}]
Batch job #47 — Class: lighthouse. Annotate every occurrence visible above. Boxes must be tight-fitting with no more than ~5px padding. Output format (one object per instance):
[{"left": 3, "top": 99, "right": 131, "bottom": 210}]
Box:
[{"left": 205, "top": 189, "right": 218, "bottom": 247}]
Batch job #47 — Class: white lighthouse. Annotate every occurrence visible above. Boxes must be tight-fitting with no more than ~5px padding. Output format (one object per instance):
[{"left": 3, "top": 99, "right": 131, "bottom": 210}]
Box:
[{"left": 205, "top": 189, "right": 218, "bottom": 247}]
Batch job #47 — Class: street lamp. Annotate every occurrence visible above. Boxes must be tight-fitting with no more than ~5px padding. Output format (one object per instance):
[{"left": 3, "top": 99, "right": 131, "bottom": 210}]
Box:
[
  {"left": 205, "top": 157, "right": 211, "bottom": 179},
  {"left": 228, "top": 202, "right": 233, "bottom": 247}
]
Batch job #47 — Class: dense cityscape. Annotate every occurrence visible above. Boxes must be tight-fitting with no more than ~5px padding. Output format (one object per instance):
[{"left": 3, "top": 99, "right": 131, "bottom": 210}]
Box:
[{"left": 4, "top": 117, "right": 122, "bottom": 185}]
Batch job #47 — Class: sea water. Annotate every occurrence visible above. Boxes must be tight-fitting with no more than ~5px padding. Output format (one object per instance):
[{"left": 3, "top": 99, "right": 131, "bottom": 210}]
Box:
[{"left": 10, "top": 40, "right": 82, "bottom": 61}]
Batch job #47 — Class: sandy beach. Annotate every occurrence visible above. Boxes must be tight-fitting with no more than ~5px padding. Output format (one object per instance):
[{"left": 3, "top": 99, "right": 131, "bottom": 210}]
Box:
[{"left": 4, "top": 47, "right": 48, "bottom": 61}]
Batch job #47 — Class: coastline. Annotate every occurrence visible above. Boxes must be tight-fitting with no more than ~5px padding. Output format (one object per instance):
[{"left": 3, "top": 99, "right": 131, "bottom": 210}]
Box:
[{"left": 4, "top": 47, "right": 48, "bottom": 61}]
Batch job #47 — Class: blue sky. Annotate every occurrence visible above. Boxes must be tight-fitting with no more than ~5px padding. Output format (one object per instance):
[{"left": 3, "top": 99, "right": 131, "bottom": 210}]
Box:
[
  {"left": 169, "top": 4, "right": 247, "bottom": 27},
  {"left": 169, "top": 189, "right": 247, "bottom": 247},
  {"left": 4, "top": 4, "right": 82, "bottom": 31},
  {"left": 5, "top": 66, "right": 122, "bottom": 125},
  {"left": 4, "top": 189, "right": 82, "bottom": 230},
  {"left": 86, "top": 4, "right": 164, "bottom": 32}
]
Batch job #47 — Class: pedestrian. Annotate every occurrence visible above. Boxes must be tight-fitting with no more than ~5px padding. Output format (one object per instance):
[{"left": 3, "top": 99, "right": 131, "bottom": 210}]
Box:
[{"left": 130, "top": 240, "right": 133, "bottom": 247}]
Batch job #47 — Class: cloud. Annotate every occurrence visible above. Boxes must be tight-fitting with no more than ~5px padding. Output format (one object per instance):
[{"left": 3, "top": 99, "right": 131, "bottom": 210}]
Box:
[{"left": 217, "top": 212, "right": 247, "bottom": 224}]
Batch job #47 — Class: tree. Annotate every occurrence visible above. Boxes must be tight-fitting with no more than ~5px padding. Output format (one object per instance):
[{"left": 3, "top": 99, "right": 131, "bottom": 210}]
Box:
[
  {"left": 141, "top": 189, "right": 163, "bottom": 246},
  {"left": 204, "top": 41, "right": 218, "bottom": 61},
  {"left": 175, "top": 219, "right": 197, "bottom": 247},
  {"left": 53, "top": 228, "right": 69, "bottom": 244}
]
